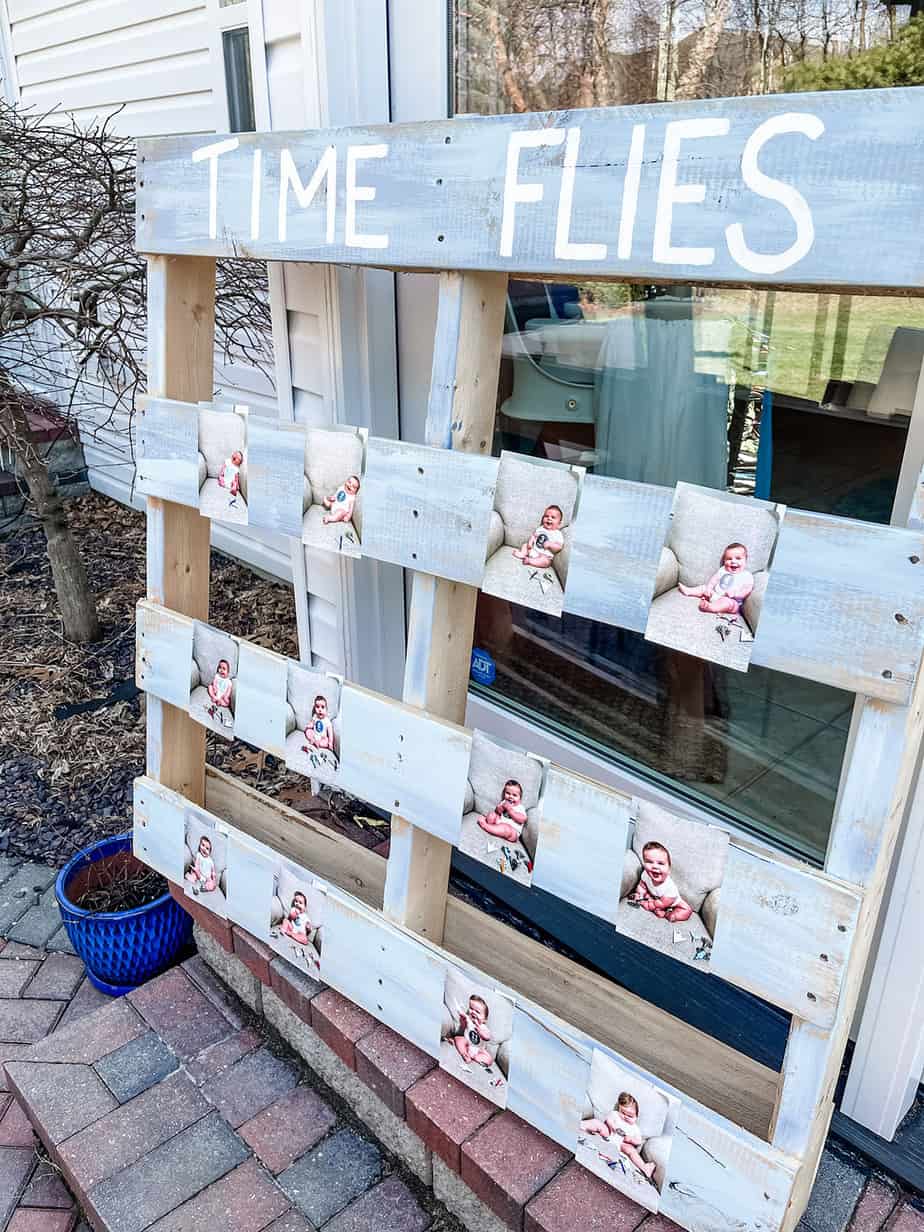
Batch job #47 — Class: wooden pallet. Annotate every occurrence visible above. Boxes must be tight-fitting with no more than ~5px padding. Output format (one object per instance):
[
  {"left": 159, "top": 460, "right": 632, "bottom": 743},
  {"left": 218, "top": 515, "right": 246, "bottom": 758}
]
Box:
[{"left": 134, "top": 90, "right": 924, "bottom": 1232}]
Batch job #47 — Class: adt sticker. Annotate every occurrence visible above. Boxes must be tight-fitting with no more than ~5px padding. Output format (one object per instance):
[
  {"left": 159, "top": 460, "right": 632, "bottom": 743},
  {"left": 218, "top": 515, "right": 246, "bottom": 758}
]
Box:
[{"left": 470, "top": 647, "right": 496, "bottom": 686}]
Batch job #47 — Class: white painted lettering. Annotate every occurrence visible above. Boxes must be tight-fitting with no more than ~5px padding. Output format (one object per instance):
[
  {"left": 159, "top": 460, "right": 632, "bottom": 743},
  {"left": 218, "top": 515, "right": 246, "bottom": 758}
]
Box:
[
  {"left": 554, "top": 127, "right": 607, "bottom": 261},
  {"left": 653, "top": 118, "right": 730, "bottom": 266},
  {"left": 617, "top": 124, "right": 645, "bottom": 261},
  {"left": 726, "top": 113, "right": 824, "bottom": 275},
  {"left": 345, "top": 144, "right": 389, "bottom": 249},
  {"left": 191, "top": 137, "right": 240, "bottom": 240},
  {"left": 250, "top": 147, "right": 262, "bottom": 241},
  {"left": 278, "top": 145, "right": 337, "bottom": 245},
  {"left": 500, "top": 129, "right": 566, "bottom": 258}
]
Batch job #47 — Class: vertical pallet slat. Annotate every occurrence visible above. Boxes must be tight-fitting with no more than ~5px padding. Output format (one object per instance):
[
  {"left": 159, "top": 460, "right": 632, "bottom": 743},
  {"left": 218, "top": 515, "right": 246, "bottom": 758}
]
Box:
[
  {"left": 382, "top": 270, "right": 508, "bottom": 942},
  {"left": 771, "top": 391, "right": 924, "bottom": 1228},
  {"left": 145, "top": 254, "right": 216, "bottom": 804}
]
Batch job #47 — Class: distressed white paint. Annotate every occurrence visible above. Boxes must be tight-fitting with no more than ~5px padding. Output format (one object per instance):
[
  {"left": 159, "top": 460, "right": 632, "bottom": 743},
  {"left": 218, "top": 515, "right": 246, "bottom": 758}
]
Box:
[
  {"left": 132, "top": 775, "right": 187, "bottom": 884},
  {"left": 246, "top": 416, "right": 307, "bottom": 538},
  {"left": 136, "top": 396, "right": 200, "bottom": 507},
  {"left": 135, "top": 601, "right": 194, "bottom": 710},
  {"left": 233, "top": 641, "right": 289, "bottom": 756}
]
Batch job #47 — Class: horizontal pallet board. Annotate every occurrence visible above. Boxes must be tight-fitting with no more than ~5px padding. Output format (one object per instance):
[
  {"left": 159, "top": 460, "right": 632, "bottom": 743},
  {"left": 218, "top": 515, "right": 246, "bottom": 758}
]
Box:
[
  {"left": 136, "top": 599, "right": 864, "bottom": 1027},
  {"left": 132, "top": 774, "right": 798, "bottom": 1232},
  {"left": 136, "top": 403, "right": 924, "bottom": 704},
  {"left": 136, "top": 89, "right": 924, "bottom": 292}
]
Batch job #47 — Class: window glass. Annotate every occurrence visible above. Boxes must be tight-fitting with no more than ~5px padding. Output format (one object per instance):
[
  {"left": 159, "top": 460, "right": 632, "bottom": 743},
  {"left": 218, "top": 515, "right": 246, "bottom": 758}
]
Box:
[
  {"left": 456, "top": 2, "right": 918, "bottom": 863},
  {"left": 222, "top": 27, "right": 256, "bottom": 133}
]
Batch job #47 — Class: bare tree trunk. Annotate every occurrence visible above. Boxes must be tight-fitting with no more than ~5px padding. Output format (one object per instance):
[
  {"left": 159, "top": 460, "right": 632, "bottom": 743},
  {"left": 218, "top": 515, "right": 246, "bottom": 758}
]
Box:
[
  {"left": 676, "top": 0, "right": 731, "bottom": 97},
  {"left": 5, "top": 395, "right": 101, "bottom": 644}
]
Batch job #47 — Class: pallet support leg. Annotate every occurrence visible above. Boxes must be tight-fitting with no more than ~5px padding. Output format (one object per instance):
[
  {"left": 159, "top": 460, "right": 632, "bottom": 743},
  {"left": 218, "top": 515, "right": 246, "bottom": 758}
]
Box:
[
  {"left": 144, "top": 254, "right": 216, "bottom": 801},
  {"left": 383, "top": 270, "right": 508, "bottom": 942}
]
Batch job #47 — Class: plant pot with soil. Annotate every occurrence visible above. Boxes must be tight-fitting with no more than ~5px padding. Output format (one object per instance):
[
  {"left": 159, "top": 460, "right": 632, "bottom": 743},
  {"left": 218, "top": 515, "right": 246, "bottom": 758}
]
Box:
[{"left": 56, "top": 833, "right": 193, "bottom": 995}]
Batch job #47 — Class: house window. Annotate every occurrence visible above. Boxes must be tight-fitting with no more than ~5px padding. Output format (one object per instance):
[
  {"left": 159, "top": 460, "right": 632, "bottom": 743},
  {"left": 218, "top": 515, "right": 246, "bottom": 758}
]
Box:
[
  {"left": 222, "top": 26, "right": 256, "bottom": 133},
  {"left": 455, "top": 2, "right": 919, "bottom": 864}
]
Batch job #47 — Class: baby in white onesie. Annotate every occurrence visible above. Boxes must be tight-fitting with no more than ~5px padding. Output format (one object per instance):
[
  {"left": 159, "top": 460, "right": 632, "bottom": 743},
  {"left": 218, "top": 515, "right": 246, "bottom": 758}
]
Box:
[
  {"left": 581, "top": 1092, "right": 656, "bottom": 1180},
  {"left": 323, "top": 475, "right": 360, "bottom": 525},
  {"left": 208, "top": 659, "right": 233, "bottom": 710},
  {"left": 218, "top": 450, "right": 243, "bottom": 498},
  {"left": 302, "top": 695, "right": 335, "bottom": 754},
  {"left": 678, "top": 542, "right": 754, "bottom": 616},
  {"left": 628, "top": 841, "right": 692, "bottom": 923},
  {"left": 279, "top": 890, "right": 313, "bottom": 946},
  {"left": 513, "top": 505, "right": 565, "bottom": 569},
  {"left": 476, "top": 779, "right": 528, "bottom": 843},
  {"left": 185, "top": 835, "right": 217, "bottom": 895}
]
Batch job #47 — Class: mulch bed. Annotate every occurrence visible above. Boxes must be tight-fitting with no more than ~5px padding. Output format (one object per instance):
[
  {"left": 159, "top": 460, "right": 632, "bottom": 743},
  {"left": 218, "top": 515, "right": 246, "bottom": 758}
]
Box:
[{"left": 0, "top": 491, "right": 390, "bottom": 866}]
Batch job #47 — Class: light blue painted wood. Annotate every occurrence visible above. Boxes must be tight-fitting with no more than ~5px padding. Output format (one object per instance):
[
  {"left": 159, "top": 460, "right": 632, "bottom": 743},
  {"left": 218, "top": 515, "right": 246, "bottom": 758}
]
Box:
[
  {"left": 224, "top": 829, "right": 277, "bottom": 942},
  {"left": 362, "top": 437, "right": 498, "bottom": 586},
  {"left": 136, "top": 397, "right": 200, "bottom": 507},
  {"left": 506, "top": 1007, "right": 587, "bottom": 1151},
  {"left": 234, "top": 641, "right": 289, "bottom": 755},
  {"left": 135, "top": 602, "right": 194, "bottom": 710},
  {"left": 247, "top": 417, "right": 306, "bottom": 537},
  {"left": 137, "top": 90, "right": 924, "bottom": 290},
  {"left": 133, "top": 776, "right": 186, "bottom": 884}
]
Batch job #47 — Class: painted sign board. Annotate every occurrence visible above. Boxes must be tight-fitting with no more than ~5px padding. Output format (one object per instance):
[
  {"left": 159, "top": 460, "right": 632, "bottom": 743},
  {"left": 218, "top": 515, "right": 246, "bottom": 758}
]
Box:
[{"left": 136, "top": 88, "right": 924, "bottom": 290}]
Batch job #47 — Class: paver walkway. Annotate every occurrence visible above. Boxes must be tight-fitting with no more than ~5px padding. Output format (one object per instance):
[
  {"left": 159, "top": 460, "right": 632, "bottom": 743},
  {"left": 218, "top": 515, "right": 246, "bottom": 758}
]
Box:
[{"left": 1, "top": 857, "right": 924, "bottom": 1232}]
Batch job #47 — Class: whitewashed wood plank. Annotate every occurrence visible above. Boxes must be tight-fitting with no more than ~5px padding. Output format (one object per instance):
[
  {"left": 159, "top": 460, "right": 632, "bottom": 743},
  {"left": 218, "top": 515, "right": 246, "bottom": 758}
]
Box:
[
  {"left": 565, "top": 477, "right": 673, "bottom": 631},
  {"left": 138, "top": 91, "right": 924, "bottom": 292},
  {"left": 531, "top": 767, "right": 632, "bottom": 924},
  {"left": 135, "top": 601, "right": 194, "bottom": 709},
  {"left": 506, "top": 1008, "right": 587, "bottom": 1151},
  {"left": 136, "top": 396, "right": 200, "bottom": 507},
  {"left": 338, "top": 684, "right": 471, "bottom": 845},
  {"left": 233, "top": 641, "right": 289, "bottom": 756},
  {"left": 224, "top": 828, "right": 278, "bottom": 943},
  {"left": 711, "top": 846, "right": 861, "bottom": 1030},
  {"left": 361, "top": 438, "right": 498, "bottom": 586},
  {"left": 757, "top": 512, "right": 924, "bottom": 702},
  {"left": 133, "top": 775, "right": 186, "bottom": 884},
  {"left": 321, "top": 889, "right": 446, "bottom": 1055},
  {"left": 247, "top": 417, "right": 306, "bottom": 538}
]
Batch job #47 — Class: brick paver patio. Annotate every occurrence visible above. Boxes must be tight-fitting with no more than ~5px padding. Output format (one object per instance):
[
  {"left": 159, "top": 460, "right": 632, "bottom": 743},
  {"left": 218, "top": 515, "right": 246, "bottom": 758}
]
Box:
[{"left": 1, "top": 856, "right": 923, "bottom": 1232}]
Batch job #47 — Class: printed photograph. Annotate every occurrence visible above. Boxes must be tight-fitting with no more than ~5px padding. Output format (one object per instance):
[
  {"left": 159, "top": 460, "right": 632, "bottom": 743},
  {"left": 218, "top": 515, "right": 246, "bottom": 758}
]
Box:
[
  {"left": 439, "top": 967, "right": 514, "bottom": 1108},
  {"left": 284, "top": 663, "right": 343, "bottom": 787},
  {"left": 188, "top": 621, "right": 238, "bottom": 739},
  {"left": 269, "top": 859, "right": 325, "bottom": 975},
  {"left": 575, "top": 1050, "right": 679, "bottom": 1212},
  {"left": 482, "top": 452, "right": 584, "bottom": 617},
  {"left": 616, "top": 800, "right": 729, "bottom": 968},
  {"left": 197, "top": 405, "right": 249, "bottom": 525},
  {"left": 184, "top": 811, "right": 229, "bottom": 916},
  {"left": 458, "top": 730, "right": 544, "bottom": 887},
  {"left": 644, "top": 482, "right": 784, "bottom": 671},
  {"left": 302, "top": 425, "right": 367, "bottom": 557}
]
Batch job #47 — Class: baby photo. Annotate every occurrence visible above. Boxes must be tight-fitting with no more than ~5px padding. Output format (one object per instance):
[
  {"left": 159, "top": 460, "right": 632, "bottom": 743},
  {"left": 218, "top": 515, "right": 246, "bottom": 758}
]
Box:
[
  {"left": 188, "top": 621, "right": 238, "bottom": 739},
  {"left": 616, "top": 799, "right": 729, "bottom": 968},
  {"left": 439, "top": 968, "right": 514, "bottom": 1108},
  {"left": 301, "top": 425, "right": 367, "bottom": 558},
  {"left": 575, "top": 1050, "right": 679, "bottom": 1212},
  {"left": 482, "top": 452, "right": 584, "bottom": 617},
  {"left": 284, "top": 663, "right": 343, "bottom": 788},
  {"left": 184, "top": 811, "right": 229, "bottom": 916},
  {"left": 268, "top": 860, "right": 325, "bottom": 975},
  {"left": 197, "top": 404, "right": 249, "bottom": 526},
  {"left": 644, "top": 482, "right": 784, "bottom": 671},
  {"left": 458, "top": 730, "right": 545, "bottom": 887}
]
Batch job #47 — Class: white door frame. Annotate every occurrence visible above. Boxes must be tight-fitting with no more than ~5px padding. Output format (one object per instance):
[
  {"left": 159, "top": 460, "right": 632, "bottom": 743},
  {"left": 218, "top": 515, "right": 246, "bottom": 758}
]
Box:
[{"left": 385, "top": 0, "right": 924, "bottom": 1141}]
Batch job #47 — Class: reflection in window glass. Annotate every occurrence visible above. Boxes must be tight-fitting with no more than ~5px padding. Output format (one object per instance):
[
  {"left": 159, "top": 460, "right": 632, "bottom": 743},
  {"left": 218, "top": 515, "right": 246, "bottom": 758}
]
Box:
[
  {"left": 222, "top": 27, "right": 256, "bottom": 133},
  {"left": 456, "top": 3, "right": 918, "bottom": 862}
]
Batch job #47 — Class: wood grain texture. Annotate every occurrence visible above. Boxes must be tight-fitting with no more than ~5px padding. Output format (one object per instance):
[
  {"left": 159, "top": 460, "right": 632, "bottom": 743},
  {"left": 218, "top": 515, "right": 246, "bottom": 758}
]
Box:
[
  {"left": 136, "top": 396, "right": 200, "bottom": 507},
  {"left": 361, "top": 437, "right": 499, "bottom": 586},
  {"left": 135, "top": 601, "right": 194, "bottom": 710},
  {"left": 383, "top": 271, "right": 508, "bottom": 942},
  {"left": 137, "top": 90, "right": 924, "bottom": 291},
  {"left": 133, "top": 776, "right": 187, "bottom": 885},
  {"left": 193, "top": 768, "right": 777, "bottom": 1136},
  {"left": 506, "top": 1007, "right": 586, "bottom": 1151},
  {"left": 530, "top": 767, "right": 631, "bottom": 923},
  {"left": 710, "top": 845, "right": 861, "bottom": 1030},
  {"left": 338, "top": 684, "right": 471, "bottom": 845},
  {"left": 144, "top": 254, "right": 215, "bottom": 807},
  {"left": 233, "top": 640, "right": 289, "bottom": 756},
  {"left": 246, "top": 416, "right": 307, "bottom": 537}
]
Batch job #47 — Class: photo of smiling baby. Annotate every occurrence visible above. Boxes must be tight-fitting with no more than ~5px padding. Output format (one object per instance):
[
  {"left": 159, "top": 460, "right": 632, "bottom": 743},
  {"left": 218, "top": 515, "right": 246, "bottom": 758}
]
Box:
[
  {"left": 575, "top": 1050, "right": 679, "bottom": 1212},
  {"left": 438, "top": 968, "right": 515, "bottom": 1108},
  {"left": 184, "top": 812, "right": 228, "bottom": 916},
  {"left": 644, "top": 483, "right": 784, "bottom": 671},
  {"left": 616, "top": 799, "right": 729, "bottom": 968},
  {"left": 188, "top": 622, "right": 238, "bottom": 739},
  {"left": 197, "top": 405, "right": 248, "bottom": 526},
  {"left": 302, "top": 425, "right": 366, "bottom": 558},
  {"left": 482, "top": 452, "right": 583, "bottom": 618},
  {"left": 458, "top": 730, "right": 545, "bottom": 887},
  {"left": 284, "top": 663, "right": 343, "bottom": 788},
  {"left": 268, "top": 860, "right": 324, "bottom": 975}
]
